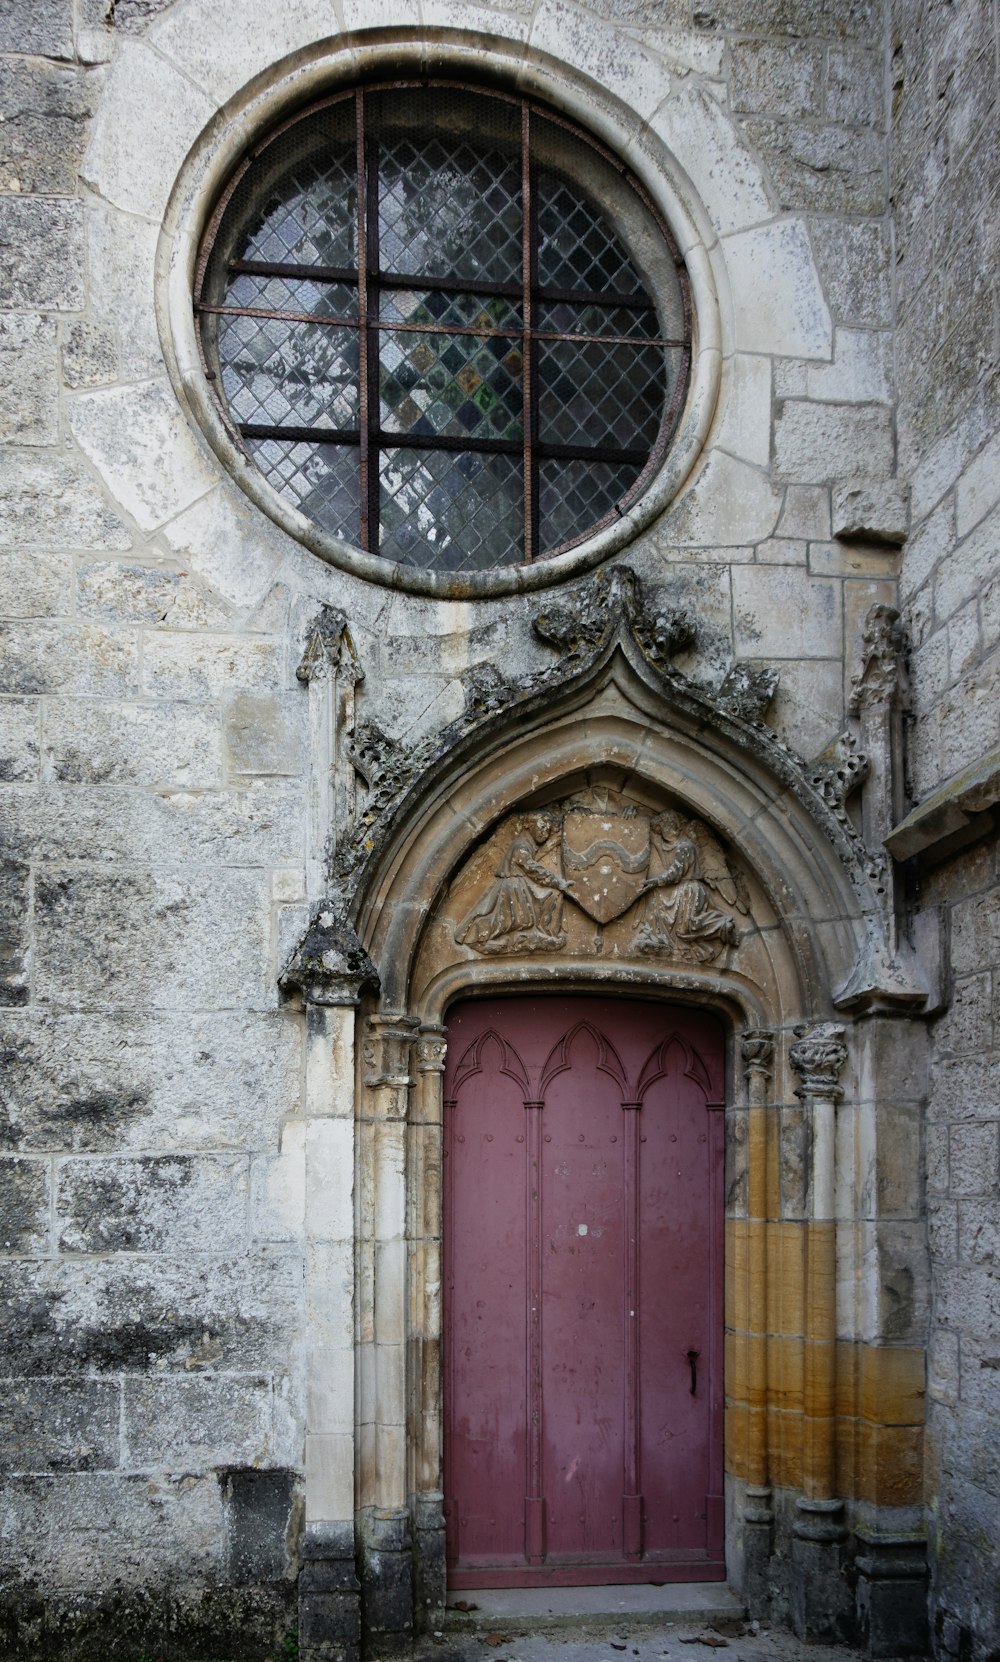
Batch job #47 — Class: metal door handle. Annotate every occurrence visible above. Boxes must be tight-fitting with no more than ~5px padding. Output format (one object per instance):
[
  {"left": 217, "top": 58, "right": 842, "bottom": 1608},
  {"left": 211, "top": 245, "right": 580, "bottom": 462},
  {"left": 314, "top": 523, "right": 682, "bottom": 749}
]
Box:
[{"left": 687, "top": 1348, "right": 700, "bottom": 1395}]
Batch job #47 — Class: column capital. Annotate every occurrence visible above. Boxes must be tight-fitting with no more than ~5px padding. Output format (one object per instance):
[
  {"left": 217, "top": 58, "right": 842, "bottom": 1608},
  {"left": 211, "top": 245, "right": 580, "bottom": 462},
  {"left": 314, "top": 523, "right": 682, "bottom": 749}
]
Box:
[
  {"left": 790, "top": 1022, "right": 848, "bottom": 1100},
  {"left": 741, "top": 1027, "right": 775, "bottom": 1077}
]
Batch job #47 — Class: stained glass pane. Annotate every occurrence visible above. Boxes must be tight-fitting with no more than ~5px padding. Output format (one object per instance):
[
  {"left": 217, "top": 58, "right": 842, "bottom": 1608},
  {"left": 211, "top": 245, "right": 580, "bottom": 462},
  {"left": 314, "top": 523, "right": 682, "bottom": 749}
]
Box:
[
  {"left": 539, "top": 457, "right": 643, "bottom": 553},
  {"left": 238, "top": 147, "right": 356, "bottom": 270},
  {"left": 536, "top": 170, "right": 643, "bottom": 297},
  {"left": 537, "top": 337, "right": 667, "bottom": 450},
  {"left": 224, "top": 272, "right": 358, "bottom": 322},
  {"left": 246, "top": 438, "right": 360, "bottom": 543},
  {"left": 379, "top": 449, "right": 523, "bottom": 570},
  {"left": 379, "top": 289, "right": 522, "bottom": 333},
  {"left": 379, "top": 329, "right": 522, "bottom": 443}
]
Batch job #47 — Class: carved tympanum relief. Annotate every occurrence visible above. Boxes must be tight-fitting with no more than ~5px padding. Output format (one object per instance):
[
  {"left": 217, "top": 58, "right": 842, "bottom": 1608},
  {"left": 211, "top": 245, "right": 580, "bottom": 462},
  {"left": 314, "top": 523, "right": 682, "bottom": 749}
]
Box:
[{"left": 453, "top": 790, "right": 749, "bottom": 962}]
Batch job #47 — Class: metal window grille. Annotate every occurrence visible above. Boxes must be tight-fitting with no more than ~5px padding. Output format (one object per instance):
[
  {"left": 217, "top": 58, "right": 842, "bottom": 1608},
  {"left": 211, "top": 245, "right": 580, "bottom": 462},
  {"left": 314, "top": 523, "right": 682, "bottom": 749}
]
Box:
[{"left": 195, "top": 82, "right": 692, "bottom": 574}]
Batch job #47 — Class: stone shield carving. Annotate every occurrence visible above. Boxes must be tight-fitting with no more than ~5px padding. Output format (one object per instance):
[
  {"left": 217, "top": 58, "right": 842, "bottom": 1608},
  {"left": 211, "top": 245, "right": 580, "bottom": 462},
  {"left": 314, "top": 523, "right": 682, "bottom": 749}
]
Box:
[
  {"left": 454, "top": 791, "right": 749, "bottom": 962},
  {"left": 560, "top": 804, "right": 650, "bottom": 923}
]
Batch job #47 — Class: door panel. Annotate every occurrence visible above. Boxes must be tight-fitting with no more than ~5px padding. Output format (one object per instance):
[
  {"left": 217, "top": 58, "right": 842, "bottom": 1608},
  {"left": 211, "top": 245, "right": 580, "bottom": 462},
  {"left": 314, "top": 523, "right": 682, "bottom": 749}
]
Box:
[{"left": 443, "top": 996, "right": 725, "bottom": 1587}]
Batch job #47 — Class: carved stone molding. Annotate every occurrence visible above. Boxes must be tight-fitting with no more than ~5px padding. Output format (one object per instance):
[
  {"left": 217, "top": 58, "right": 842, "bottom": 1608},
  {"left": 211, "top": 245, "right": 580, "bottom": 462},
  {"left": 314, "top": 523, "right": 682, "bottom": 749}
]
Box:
[
  {"left": 534, "top": 564, "right": 696, "bottom": 670},
  {"left": 453, "top": 789, "right": 750, "bottom": 963},
  {"left": 325, "top": 567, "right": 790, "bottom": 915},
  {"left": 789, "top": 1022, "right": 848, "bottom": 1100},
  {"left": 279, "top": 905, "right": 380, "bottom": 1006},
  {"left": 416, "top": 1033, "right": 447, "bottom": 1074},
  {"left": 807, "top": 731, "right": 869, "bottom": 813},
  {"left": 361, "top": 1015, "right": 420, "bottom": 1089},
  {"left": 280, "top": 565, "right": 928, "bottom": 1015}
]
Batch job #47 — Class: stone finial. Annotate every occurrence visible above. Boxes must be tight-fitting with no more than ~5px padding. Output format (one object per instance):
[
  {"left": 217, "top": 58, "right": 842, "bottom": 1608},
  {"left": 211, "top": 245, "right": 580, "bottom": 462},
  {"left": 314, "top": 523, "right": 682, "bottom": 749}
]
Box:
[
  {"left": 533, "top": 565, "right": 696, "bottom": 674},
  {"left": 789, "top": 1022, "right": 848, "bottom": 1099},
  {"left": 741, "top": 1028, "right": 775, "bottom": 1076},
  {"left": 297, "top": 606, "right": 364, "bottom": 685},
  {"left": 849, "top": 603, "right": 907, "bottom": 714},
  {"left": 280, "top": 904, "right": 379, "bottom": 1006},
  {"left": 718, "top": 663, "right": 780, "bottom": 724}
]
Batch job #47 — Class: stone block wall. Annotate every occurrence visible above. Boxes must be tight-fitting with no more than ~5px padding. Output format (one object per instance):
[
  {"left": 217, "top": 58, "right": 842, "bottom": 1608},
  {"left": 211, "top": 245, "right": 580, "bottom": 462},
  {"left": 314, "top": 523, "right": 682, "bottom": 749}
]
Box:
[
  {"left": 0, "top": 0, "right": 962, "bottom": 1654},
  {"left": 890, "top": 2, "right": 1000, "bottom": 1659}
]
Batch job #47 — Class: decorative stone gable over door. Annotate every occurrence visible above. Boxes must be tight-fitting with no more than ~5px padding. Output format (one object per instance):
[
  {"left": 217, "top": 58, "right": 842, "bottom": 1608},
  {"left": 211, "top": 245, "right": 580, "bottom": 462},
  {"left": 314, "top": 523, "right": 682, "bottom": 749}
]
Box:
[{"left": 281, "top": 564, "right": 930, "bottom": 1658}]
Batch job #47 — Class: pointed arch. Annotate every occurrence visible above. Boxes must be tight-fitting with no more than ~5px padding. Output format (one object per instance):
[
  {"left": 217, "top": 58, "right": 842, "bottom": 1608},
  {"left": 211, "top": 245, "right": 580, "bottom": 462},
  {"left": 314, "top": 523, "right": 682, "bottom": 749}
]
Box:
[
  {"left": 538, "top": 1020, "right": 631, "bottom": 1099},
  {"left": 449, "top": 1028, "right": 531, "bottom": 1100},
  {"left": 635, "top": 1032, "right": 715, "bottom": 1104}
]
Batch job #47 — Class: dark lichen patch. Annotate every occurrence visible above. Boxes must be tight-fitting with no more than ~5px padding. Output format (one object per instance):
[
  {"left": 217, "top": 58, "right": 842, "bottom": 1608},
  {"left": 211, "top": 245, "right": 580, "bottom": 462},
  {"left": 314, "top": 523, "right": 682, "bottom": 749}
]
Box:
[
  {"left": 0, "top": 1256, "right": 301, "bottom": 1377},
  {"left": 0, "top": 1019, "right": 152, "bottom": 1151},
  {"left": 221, "top": 1467, "right": 301, "bottom": 1585},
  {"left": 0, "top": 1379, "right": 119, "bottom": 1473},
  {"left": 50, "top": 745, "right": 117, "bottom": 784},
  {"left": 55, "top": 1155, "right": 199, "bottom": 1253},
  {"left": 0, "top": 861, "right": 30, "bottom": 1007},
  {"left": 0, "top": 1158, "right": 49, "bottom": 1253},
  {"left": 0, "top": 1584, "right": 296, "bottom": 1661}
]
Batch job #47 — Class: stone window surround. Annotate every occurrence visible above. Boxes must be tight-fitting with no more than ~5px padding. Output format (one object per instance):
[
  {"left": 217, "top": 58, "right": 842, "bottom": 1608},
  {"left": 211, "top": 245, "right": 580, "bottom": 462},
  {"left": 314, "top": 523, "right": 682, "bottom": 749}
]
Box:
[{"left": 159, "top": 31, "right": 722, "bottom": 599}]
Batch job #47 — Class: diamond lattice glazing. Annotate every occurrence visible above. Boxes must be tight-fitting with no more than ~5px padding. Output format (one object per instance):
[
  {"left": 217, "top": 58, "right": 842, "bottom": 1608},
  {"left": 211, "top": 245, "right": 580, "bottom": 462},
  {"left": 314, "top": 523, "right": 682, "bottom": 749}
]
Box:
[
  {"left": 246, "top": 437, "right": 360, "bottom": 543},
  {"left": 200, "top": 84, "right": 690, "bottom": 572},
  {"left": 536, "top": 171, "right": 643, "bottom": 296},
  {"left": 379, "top": 449, "right": 523, "bottom": 570},
  {"left": 538, "top": 337, "right": 666, "bottom": 449},
  {"left": 539, "top": 457, "right": 643, "bottom": 552},
  {"left": 219, "top": 314, "right": 359, "bottom": 430},
  {"left": 378, "top": 135, "right": 522, "bottom": 285},
  {"left": 239, "top": 151, "right": 357, "bottom": 270}
]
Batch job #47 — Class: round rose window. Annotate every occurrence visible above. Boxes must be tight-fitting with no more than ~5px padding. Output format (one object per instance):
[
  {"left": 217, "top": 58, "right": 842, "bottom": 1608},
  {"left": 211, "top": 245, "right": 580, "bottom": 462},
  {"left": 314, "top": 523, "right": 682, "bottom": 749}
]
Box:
[{"left": 195, "top": 82, "right": 691, "bottom": 575}]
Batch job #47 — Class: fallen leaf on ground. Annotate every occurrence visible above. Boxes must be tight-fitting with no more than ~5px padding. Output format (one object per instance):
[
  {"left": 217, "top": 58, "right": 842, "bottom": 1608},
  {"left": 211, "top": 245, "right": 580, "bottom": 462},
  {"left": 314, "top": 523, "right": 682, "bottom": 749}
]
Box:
[
  {"left": 678, "top": 1636, "right": 729, "bottom": 1649},
  {"left": 484, "top": 1635, "right": 511, "bottom": 1647},
  {"left": 450, "top": 1601, "right": 479, "bottom": 1612},
  {"left": 611, "top": 1643, "right": 627, "bottom": 1651}
]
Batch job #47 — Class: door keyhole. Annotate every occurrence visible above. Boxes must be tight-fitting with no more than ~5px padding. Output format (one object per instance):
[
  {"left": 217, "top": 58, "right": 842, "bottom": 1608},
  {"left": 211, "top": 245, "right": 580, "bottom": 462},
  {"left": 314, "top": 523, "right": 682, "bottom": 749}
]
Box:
[{"left": 687, "top": 1348, "right": 700, "bottom": 1396}]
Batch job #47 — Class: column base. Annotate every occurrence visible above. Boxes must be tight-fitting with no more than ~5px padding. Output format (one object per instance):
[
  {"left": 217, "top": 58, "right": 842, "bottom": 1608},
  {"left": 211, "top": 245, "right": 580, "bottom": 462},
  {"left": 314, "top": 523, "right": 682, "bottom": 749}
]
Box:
[
  {"left": 791, "top": 1498, "right": 853, "bottom": 1644},
  {"left": 358, "top": 1508, "right": 414, "bottom": 1655},
  {"left": 299, "top": 1524, "right": 361, "bottom": 1662},
  {"left": 742, "top": 1487, "right": 775, "bottom": 1619},
  {"left": 855, "top": 1533, "right": 928, "bottom": 1657},
  {"left": 412, "top": 1491, "right": 446, "bottom": 1630}
]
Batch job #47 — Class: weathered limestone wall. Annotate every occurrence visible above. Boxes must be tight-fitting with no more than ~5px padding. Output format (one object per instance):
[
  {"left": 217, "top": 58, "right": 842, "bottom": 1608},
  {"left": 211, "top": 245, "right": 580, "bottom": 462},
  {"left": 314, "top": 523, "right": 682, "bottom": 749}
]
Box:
[
  {"left": 0, "top": 0, "right": 940, "bottom": 1655},
  {"left": 890, "top": 3, "right": 1000, "bottom": 1660}
]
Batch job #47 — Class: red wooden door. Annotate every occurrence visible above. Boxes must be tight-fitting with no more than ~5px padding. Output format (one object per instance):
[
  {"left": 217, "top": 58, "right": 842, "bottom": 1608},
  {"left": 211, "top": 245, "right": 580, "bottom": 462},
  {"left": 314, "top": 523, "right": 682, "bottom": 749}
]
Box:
[{"left": 443, "top": 996, "right": 725, "bottom": 1587}]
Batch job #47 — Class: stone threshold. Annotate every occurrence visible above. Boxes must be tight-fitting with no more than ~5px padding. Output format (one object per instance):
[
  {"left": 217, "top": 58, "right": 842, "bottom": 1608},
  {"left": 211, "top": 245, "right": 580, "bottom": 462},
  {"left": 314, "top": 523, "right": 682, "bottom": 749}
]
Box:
[{"left": 443, "top": 1583, "right": 744, "bottom": 1630}]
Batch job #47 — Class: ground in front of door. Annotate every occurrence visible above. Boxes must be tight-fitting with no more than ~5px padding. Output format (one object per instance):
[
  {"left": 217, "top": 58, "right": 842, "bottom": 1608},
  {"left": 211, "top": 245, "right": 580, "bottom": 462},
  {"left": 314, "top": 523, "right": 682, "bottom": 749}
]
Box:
[{"left": 421, "top": 1623, "right": 917, "bottom": 1662}]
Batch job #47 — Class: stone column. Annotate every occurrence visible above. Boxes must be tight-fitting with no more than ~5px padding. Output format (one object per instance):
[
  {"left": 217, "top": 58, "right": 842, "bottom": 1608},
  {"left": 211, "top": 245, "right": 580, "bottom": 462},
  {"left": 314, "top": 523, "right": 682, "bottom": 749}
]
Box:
[
  {"left": 740, "top": 1028, "right": 775, "bottom": 1612},
  {"left": 789, "top": 1021, "right": 851, "bottom": 1643},
  {"left": 409, "top": 1027, "right": 447, "bottom": 1626},
  {"left": 280, "top": 915, "right": 379, "bottom": 1662},
  {"left": 357, "top": 1013, "right": 420, "bottom": 1654}
]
